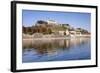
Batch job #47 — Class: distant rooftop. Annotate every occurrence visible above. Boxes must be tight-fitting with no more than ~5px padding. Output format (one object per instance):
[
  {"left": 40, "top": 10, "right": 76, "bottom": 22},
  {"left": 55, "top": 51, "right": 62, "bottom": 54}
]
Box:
[{"left": 47, "top": 20, "right": 57, "bottom": 24}]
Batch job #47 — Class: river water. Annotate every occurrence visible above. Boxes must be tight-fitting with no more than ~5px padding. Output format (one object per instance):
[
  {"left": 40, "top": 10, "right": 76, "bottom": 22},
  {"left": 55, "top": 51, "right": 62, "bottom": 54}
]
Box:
[{"left": 22, "top": 37, "right": 91, "bottom": 63}]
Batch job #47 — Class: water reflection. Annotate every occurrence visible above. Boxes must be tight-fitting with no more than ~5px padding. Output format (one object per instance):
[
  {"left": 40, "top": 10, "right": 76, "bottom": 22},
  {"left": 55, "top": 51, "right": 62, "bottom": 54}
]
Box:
[{"left": 22, "top": 37, "right": 91, "bottom": 63}]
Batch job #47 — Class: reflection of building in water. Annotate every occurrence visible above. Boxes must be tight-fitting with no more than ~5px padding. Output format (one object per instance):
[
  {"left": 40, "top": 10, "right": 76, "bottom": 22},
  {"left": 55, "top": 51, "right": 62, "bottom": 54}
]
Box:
[
  {"left": 69, "top": 38, "right": 90, "bottom": 47},
  {"left": 23, "top": 38, "right": 90, "bottom": 55},
  {"left": 23, "top": 39, "right": 70, "bottom": 55},
  {"left": 65, "top": 39, "right": 70, "bottom": 48}
]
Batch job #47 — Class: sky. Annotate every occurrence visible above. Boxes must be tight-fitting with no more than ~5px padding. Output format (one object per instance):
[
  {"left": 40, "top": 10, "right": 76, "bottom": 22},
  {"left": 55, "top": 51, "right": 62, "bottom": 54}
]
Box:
[{"left": 22, "top": 10, "right": 91, "bottom": 32}]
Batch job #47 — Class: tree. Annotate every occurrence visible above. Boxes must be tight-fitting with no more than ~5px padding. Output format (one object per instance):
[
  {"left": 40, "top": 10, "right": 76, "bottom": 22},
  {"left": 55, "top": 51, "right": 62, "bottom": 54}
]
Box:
[{"left": 48, "top": 28, "right": 52, "bottom": 34}]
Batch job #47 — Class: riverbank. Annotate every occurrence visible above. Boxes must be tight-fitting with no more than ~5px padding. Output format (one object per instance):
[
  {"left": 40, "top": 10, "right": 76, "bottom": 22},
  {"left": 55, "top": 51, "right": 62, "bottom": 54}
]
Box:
[{"left": 22, "top": 33, "right": 90, "bottom": 40}]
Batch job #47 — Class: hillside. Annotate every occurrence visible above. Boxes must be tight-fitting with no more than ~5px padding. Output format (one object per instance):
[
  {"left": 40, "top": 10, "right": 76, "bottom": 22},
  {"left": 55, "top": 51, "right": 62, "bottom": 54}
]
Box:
[{"left": 22, "top": 20, "right": 90, "bottom": 36}]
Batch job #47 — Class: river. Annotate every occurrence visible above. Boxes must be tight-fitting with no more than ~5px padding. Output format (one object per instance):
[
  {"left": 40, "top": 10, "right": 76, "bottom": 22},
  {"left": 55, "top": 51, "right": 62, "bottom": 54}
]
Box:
[{"left": 22, "top": 37, "right": 91, "bottom": 63}]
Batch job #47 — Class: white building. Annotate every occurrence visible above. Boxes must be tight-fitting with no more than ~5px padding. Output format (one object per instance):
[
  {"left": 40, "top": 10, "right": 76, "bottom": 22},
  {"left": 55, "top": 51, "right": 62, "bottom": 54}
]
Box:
[{"left": 47, "top": 20, "right": 57, "bottom": 25}]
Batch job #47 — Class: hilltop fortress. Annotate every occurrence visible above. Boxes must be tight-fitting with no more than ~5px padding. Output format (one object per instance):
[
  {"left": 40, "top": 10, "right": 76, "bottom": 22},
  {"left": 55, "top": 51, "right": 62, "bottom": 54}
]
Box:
[{"left": 23, "top": 20, "right": 90, "bottom": 39}]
